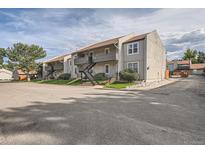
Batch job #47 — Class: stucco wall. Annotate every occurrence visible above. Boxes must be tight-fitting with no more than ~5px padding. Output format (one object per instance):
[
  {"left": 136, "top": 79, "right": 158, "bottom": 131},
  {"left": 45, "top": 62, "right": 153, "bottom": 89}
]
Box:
[
  {"left": 122, "top": 39, "right": 146, "bottom": 80},
  {"left": 146, "top": 31, "right": 166, "bottom": 81}
]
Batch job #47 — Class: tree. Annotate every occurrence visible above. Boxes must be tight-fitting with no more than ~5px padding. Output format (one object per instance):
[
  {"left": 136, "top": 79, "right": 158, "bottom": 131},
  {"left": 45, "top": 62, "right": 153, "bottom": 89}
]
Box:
[
  {"left": 0, "top": 48, "right": 6, "bottom": 68},
  {"left": 183, "top": 48, "right": 198, "bottom": 64},
  {"left": 1, "top": 61, "right": 17, "bottom": 71},
  {"left": 6, "top": 43, "right": 46, "bottom": 81},
  {"left": 119, "top": 69, "right": 139, "bottom": 82},
  {"left": 197, "top": 51, "right": 205, "bottom": 63}
]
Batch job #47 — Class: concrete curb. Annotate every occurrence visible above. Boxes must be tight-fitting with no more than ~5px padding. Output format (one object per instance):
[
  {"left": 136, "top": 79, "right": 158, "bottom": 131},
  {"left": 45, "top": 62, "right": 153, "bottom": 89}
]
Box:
[{"left": 127, "top": 78, "right": 181, "bottom": 91}]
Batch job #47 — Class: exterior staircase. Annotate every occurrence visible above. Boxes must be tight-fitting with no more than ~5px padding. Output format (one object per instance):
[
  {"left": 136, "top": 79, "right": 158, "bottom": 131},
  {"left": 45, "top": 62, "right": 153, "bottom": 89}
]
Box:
[
  {"left": 46, "top": 65, "right": 56, "bottom": 79},
  {"left": 78, "top": 56, "right": 99, "bottom": 85}
]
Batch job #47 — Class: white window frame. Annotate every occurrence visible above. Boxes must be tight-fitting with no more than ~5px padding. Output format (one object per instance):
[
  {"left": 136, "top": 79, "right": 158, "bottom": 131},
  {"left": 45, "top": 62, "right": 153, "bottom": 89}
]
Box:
[
  {"left": 127, "top": 61, "right": 139, "bottom": 73},
  {"left": 104, "top": 64, "right": 110, "bottom": 74},
  {"left": 127, "top": 42, "right": 139, "bottom": 55},
  {"left": 104, "top": 48, "right": 110, "bottom": 55}
]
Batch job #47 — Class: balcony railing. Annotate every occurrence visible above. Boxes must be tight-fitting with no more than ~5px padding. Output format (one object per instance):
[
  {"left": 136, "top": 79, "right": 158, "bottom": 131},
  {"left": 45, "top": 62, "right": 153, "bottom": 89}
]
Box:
[
  {"left": 45, "top": 63, "right": 64, "bottom": 71},
  {"left": 53, "top": 63, "right": 63, "bottom": 70},
  {"left": 74, "top": 57, "right": 89, "bottom": 65},
  {"left": 74, "top": 52, "right": 117, "bottom": 65}
]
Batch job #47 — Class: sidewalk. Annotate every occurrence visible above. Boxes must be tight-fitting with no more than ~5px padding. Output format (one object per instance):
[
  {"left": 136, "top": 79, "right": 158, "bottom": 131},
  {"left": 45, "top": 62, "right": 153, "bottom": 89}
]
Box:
[{"left": 126, "top": 78, "right": 180, "bottom": 91}]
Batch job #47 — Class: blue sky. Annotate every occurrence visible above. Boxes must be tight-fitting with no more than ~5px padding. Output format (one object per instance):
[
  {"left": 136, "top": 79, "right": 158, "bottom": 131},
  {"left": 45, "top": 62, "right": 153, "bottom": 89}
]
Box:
[{"left": 0, "top": 8, "right": 205, "bottom": 60}]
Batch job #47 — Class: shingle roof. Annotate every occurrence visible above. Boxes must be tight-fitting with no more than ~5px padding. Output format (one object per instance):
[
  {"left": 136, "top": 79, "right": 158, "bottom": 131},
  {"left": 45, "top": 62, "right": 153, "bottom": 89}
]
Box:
[
  {"left": 167, "top": 61, "right": 174, "bottom": 65},
  {"left": 123, "top": 33, "right": 148, "bottom": 43},
  {"left": 44, "top": 54, "right": 71, "bottom": 63},
  {"left": 190, "top": 63, "right": 205, "bottom": 70},
  {"left": 177, "top": 60, "right": 190, "bottom": 65},
  {"left": 76, "top": 36, "right": 123, "bottom": 53},
  {"left": 16, "top": 69, "right": 37, "bottom": 75},
  {"left": 74, "top": 32, "right": 150, "bottom": 54},
  {"left": 0, "top": 68, "right": 12, "bottom": 74}
]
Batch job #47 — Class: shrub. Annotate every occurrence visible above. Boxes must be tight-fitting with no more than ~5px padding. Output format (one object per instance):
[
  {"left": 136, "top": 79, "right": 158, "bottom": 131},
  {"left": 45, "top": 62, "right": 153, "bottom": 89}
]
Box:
[
  {"left": 119, "top": 69, "right": 138, "bottom": 82},
  {"left": 57, "top": 73, "right": 71, "bottom": 80},
  {"left": 94, "top": 73, "right": 108, "bottom": 81}
]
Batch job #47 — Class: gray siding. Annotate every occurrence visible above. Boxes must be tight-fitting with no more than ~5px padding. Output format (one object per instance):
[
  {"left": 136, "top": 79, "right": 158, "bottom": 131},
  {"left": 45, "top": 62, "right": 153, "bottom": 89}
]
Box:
[{"left": 122, "top": 39, "right": 146, "bottom": 80}]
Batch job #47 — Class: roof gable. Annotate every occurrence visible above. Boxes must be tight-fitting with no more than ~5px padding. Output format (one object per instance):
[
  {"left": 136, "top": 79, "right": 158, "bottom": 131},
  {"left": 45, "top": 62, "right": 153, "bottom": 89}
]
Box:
[{"left": 123, "top": 33, "right": 148, "bottom": 44}]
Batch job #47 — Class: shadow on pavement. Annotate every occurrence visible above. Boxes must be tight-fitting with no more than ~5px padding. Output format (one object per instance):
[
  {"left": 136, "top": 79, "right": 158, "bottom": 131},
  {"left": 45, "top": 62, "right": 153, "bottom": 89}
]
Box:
[{"left": 0, "top": 76, "right": 205, "bottom": 144}]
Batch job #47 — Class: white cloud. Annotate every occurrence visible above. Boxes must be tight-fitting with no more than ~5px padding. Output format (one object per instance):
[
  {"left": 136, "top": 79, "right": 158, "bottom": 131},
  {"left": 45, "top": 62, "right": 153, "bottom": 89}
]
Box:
[
  {"left": 167, "top": 50, "right": 185, "bottom": 60},
  {"left": 0, "top": 8, "right": 205, "bottom": 60}
]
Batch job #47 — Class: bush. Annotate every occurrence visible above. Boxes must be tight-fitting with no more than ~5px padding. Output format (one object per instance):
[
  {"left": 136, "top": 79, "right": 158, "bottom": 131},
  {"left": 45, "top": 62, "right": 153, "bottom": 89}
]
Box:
[
  {"left": 94, "top": 73, "right": 108, "bottom": 81},
  {"left": 57, "top": 73, "right": 71, "bottom": 80},
  {"left": 119, "top": 69, "right": 138, "bottom": 82}
]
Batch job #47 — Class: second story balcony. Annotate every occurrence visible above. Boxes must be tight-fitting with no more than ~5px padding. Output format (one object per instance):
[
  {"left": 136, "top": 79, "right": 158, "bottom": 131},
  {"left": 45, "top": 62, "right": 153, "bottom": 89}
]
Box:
[
  {"left": 74, "top": 51, "right": 118, "bottom": 65},
  {"left": 45, "top": 63, "right": 64, "bottom": 71}
]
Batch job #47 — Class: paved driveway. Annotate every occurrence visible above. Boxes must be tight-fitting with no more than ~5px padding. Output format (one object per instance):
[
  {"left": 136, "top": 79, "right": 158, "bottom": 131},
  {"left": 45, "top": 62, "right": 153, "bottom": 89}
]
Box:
[{"left": 0, "top": 75, "right": 205, "bottom": 144}]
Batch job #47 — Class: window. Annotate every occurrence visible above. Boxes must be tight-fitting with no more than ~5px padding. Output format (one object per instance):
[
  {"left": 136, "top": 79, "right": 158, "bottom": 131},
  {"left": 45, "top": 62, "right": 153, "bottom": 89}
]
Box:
[
  {"left": 128, "top": 44, "right": 133, "bottom": 54},
  {"left": 105, "top": 48, "right": 110, "bottom": 54},
  {"left": 127, "top": 42, "right": 139, "bottom": 55},
  {"left": 133, "top": 42, "right": 138, "bottom": 53},
  {"left": 105, "top": 64, "right": 110, "bottom": 74},
  {"left": 127, "top": 62, "right": 139, "bottom": 73}
]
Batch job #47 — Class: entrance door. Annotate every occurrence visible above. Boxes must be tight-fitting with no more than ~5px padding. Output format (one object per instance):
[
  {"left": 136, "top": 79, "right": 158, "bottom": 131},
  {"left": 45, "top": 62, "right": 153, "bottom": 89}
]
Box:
[{"left": 88, "top": 52, "right": 93, "bottom": 63}]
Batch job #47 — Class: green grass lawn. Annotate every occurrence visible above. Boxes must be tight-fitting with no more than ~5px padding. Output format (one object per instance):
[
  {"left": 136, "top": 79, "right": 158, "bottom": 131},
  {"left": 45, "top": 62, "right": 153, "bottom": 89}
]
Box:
[
  {"left": 105, "top": 81, "right": 135, "bottom": 89},
  {"left": 32, "top": 78, "right": 83, "bottom": 85},
  {"left": 32, "top": 79, "right": 72, "bottom": 85},
  {"left": 67, "top": 79, "right": 82, "bottom": 85},
  {"left": 32, "top": 79, "right": 135, "bottom": 89}
]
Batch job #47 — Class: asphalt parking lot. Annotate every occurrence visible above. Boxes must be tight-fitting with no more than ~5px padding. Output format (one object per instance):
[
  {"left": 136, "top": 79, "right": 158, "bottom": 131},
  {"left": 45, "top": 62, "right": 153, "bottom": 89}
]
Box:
[{"left": 0, "top": 75, "right": 205, "bottom": 144}]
